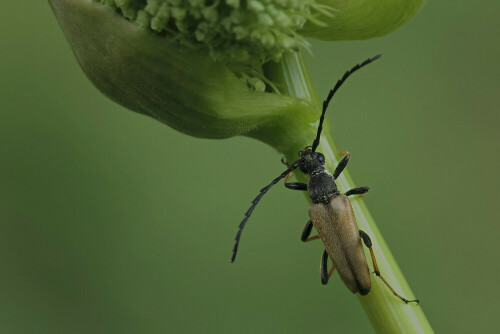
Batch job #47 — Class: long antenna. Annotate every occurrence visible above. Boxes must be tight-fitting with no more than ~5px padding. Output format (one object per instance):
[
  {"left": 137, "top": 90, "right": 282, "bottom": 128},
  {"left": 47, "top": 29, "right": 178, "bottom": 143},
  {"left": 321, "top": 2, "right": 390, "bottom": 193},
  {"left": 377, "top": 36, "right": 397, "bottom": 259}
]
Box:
[
  {"left": 311, "top": 54, "right": 382, "bottom": 152},
  {"left": 231, "top": 159, "right": 302, "bottom": 262}
]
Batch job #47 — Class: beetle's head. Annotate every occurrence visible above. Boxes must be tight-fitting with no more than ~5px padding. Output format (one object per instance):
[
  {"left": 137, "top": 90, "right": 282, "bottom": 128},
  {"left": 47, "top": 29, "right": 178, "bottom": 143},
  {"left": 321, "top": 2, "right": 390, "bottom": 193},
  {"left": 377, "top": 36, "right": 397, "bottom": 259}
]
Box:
[{"left": 298, "top": 147, "right": 325, "bottom": 174}]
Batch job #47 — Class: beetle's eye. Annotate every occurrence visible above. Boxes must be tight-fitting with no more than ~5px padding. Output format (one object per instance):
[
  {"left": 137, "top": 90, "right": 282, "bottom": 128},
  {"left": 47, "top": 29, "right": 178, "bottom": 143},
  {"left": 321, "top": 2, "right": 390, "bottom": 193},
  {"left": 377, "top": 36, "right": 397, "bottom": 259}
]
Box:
[{"left": 317, "top": 153, "right": 325, "bottom": 163}]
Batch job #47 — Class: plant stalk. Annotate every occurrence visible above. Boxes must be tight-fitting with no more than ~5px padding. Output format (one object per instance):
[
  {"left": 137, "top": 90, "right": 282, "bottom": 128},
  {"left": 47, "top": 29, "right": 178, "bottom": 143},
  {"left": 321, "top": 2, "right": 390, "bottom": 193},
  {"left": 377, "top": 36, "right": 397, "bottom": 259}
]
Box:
[{"left": 261, "top": 52, "right": 434, "bottom": 334}]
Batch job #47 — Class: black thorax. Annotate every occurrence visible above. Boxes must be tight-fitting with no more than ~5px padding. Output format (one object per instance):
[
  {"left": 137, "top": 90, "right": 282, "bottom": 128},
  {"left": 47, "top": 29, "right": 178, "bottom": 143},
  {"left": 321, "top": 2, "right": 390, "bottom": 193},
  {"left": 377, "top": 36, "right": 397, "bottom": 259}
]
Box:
[{"left": 308, "top": 167, "right": 340, "bottom": 204}]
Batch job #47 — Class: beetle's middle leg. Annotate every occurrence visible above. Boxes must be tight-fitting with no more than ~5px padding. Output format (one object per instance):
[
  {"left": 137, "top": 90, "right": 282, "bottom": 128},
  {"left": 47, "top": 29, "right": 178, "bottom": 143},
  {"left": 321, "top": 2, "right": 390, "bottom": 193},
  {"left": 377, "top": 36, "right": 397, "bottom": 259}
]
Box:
[
  {"left": 321, "top": 249, "right": 336, "bottom": 285},
  {"left": 359, "top": 230, "right": 419, "bottom": 305},
  {"left": 281, "top": 158, "right": 308, "bottom": 191},
  {"left": 301, "top": 220, "right": 320, "bottom": 242}
]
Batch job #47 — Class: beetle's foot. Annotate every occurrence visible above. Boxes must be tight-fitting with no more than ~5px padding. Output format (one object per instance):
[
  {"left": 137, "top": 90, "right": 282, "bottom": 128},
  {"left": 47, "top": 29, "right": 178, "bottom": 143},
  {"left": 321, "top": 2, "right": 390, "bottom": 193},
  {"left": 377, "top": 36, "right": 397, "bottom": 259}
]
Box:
[{"left": 403, "top": 298, "right": 420, "bottom": 305}]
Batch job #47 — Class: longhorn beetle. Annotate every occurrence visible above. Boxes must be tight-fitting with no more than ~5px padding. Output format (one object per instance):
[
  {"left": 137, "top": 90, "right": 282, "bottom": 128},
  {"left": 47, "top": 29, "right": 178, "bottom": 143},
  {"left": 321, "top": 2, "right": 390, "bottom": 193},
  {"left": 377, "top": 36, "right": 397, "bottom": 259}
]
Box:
[{"left": 231, "top": 55, "right": 418, "bottom": 304}]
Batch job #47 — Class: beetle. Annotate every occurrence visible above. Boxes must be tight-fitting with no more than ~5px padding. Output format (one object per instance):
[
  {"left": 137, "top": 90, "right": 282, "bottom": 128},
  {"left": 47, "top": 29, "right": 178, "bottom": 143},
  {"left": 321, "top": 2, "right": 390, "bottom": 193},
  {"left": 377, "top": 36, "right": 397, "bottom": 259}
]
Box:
[{"left": 231, "top": 55, "right": 418, "bottom": 304}]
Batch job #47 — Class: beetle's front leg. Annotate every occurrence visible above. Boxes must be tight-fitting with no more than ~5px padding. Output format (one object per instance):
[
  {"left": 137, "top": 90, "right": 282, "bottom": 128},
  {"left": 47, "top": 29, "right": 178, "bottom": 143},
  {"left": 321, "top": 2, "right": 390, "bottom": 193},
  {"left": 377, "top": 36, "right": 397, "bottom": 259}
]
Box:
[
  {"left": 321, "top": 249, "right": 336, "bottom": 285},
  {"left": 359, "top": 230, "right": 419, "bottom": 304},
  {"left": 285, "top": 181, "right": 308, "bottom": 191},
  {"left": 281, "top": 158, "right": 308, "bottom": 191},
  {"left": 301, "top": 220, "right": 320, "bottom": 242}
]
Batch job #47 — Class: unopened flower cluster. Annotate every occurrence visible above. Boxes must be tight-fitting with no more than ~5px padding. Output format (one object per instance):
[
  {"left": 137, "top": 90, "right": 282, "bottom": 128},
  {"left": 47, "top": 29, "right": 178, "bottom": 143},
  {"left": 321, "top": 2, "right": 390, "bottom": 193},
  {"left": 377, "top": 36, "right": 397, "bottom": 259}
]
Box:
[{"left": 95, "top": 0, "right": 318, "bottom": 66}]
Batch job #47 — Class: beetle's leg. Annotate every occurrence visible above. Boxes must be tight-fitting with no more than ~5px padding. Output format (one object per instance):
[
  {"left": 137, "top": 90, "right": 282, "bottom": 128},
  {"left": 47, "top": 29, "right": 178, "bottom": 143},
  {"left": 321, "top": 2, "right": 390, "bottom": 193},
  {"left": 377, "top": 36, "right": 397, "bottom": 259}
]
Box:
[
  {"left": 359, "top": 230, "right": 420, "bottom": 305},
  {"left": 285, "top": 182, "right": 308, "bottom": 191},
  {"left": 333, "top": 154, "right": 350, "bottom": 179},
  {"left": 301, "top": 220, "right": 320, "bottom": 242},
  {"left": 282, "top": 158, "right": 308, "bottom": 191},
  {"left": 321, "top": 249, "right": 336, "bottom": 285},
  {"left": 345, "top": 186, "right": 370, "bottom": 197}
]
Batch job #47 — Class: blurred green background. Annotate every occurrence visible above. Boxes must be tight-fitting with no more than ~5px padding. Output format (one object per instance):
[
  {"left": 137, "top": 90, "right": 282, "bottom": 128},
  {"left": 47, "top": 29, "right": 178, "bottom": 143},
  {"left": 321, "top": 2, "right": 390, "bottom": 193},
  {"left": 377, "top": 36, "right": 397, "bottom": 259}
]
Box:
[{"left": 1, "top": 1, "right": 499, "bottom": 333}]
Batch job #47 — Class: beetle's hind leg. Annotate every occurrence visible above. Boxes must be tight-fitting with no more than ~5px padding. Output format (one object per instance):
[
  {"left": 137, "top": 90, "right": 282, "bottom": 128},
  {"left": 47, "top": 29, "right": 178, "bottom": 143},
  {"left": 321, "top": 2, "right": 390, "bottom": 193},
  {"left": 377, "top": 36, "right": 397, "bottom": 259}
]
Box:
[
  {"left": 281, "top": 158, "right": 307, "bottom": 191},
  {"left": 321, "top": 249, "right": 336, "bottom": 285},
  {"left": 359, "top": 230, "right": 419, "bottom": 305},
  {"left": 301, "top": 220, "right": 320, "bottom": 242},
  {"left": 345, "top": 186, "right": 370, "bottom": 197}
]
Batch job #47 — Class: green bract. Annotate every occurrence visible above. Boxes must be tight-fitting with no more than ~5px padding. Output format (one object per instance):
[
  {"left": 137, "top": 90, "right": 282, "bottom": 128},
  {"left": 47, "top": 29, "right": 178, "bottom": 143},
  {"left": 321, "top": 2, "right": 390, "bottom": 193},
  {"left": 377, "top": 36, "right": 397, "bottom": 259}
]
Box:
[
  {"left": 49, "top": 0, "right": 320, "bottom": 151},
  {"left": 301, "top": 0, "right": 426, "bottom": 41}
]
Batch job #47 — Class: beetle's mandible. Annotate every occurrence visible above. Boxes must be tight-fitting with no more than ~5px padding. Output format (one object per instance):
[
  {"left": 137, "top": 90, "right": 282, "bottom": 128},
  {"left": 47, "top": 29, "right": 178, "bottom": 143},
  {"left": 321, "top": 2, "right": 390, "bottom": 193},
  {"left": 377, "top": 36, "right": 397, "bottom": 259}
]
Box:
[{"left": 231, "top": 55, "right": 419, "bottom": 304}]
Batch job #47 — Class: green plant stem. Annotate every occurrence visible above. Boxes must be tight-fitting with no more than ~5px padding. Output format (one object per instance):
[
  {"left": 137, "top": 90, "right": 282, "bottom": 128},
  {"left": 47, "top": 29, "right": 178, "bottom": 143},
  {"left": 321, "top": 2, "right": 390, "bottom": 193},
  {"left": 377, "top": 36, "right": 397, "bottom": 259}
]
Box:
[{"left": 261, "top": 52, "right": 434, "bottom": 334}]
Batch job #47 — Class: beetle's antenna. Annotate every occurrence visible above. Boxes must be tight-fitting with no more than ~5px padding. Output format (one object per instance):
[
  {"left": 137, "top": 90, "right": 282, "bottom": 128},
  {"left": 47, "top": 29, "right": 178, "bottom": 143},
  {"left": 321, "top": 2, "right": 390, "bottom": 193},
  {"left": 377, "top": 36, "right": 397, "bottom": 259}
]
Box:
[
  {"left": 231, "top": 159, "right": 302, "bottom": 263},
  {"left": 311, "top": 54, "right": 382, "bottom": 152}
]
